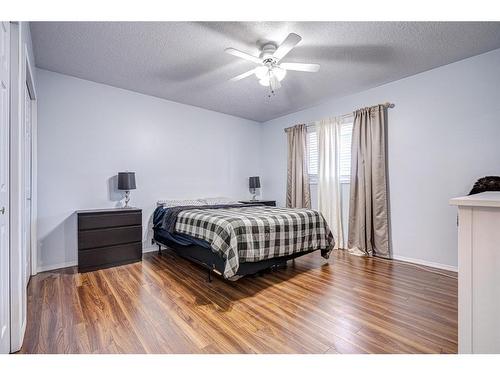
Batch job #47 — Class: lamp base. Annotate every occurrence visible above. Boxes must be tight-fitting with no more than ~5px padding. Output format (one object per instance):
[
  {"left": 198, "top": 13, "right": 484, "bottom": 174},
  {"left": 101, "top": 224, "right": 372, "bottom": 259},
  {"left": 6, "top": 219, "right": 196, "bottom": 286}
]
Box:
[
  {"left": 123, "top": 190, "right": 131, "bottom": 208},
  {"left": 249, "top": 189, "right": 259, "bottom": 201}
]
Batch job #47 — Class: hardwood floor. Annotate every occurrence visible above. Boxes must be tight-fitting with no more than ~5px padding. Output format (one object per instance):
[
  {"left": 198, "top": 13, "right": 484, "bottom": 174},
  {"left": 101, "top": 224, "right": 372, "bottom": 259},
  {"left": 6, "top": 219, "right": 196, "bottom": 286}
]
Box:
[{"left": 19, "top": 250, "right": 457, "bottom": 354}]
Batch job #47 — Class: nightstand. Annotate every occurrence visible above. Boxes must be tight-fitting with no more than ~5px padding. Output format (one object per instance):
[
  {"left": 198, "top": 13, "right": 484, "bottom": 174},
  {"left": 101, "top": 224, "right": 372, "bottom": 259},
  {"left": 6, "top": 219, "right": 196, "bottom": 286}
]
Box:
[
  {"left": 76, "top": 208, "right": 142, "bottom": 272},
  {"left": 239, "top": 200, "right": 276, "bottom": 207}
]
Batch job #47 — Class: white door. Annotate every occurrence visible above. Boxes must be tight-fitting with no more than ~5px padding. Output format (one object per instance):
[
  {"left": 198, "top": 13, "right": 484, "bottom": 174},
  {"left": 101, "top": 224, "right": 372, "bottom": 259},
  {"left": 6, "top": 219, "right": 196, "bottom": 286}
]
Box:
[
  {"left": 23, "top": 82, "right": 32, "bottom": 287},
  {"left": 0, "top": 21, "right": 11, "bottom": 354}
]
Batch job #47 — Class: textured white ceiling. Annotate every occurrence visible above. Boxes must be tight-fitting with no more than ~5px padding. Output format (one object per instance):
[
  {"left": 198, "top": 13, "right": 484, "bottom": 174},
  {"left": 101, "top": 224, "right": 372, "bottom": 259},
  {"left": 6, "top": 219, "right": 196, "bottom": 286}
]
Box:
[{"left": 31, "top": 22, "right": 500, "bottom": 122}]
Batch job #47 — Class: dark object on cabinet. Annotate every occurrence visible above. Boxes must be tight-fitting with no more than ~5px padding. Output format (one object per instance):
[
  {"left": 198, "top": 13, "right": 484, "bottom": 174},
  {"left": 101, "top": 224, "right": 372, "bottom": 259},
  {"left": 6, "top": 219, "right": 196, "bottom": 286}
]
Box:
[
  {"left": 77, "top": 208, "right": 142, "bottom": 272},
  {"left": 238, "top": 200, "right": 276, "bottom": 206},
  {"left": 469, "top": 176, "right": 500, "bottom": 195}
]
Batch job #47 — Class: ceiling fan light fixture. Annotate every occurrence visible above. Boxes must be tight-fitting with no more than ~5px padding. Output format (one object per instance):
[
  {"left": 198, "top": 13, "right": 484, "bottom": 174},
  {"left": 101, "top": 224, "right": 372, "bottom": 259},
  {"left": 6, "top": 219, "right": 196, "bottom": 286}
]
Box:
[
  {"left": 273, "top": 66, "right": 287, "bottom": 81},
  {"left": 255, "top": 66, "right": 269, "bottom": 80},
  {"left": 256, "top": 66, "right": 287, "bottom": 85},
  {"left": 258, "top": 66, "right": 287, "bottom": 88},
  {"left": 226, "top": 32, "right": 319, "bottom": 96}
]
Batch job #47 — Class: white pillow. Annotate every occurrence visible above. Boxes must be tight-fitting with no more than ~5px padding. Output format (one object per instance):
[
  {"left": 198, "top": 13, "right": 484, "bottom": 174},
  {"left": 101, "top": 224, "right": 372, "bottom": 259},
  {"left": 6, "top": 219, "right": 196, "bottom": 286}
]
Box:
[
  {"left": 157, "top": 199, "right": 205, "bottom": 208},
  {"left": 201, "top": 197, "right": 240, "bottom": 205}
]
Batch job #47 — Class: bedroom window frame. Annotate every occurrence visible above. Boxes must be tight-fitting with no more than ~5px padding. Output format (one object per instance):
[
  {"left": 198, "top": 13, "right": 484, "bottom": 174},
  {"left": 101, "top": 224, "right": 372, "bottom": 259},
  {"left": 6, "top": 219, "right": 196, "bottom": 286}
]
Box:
[{"left": 306, "top": 127, "right": 319, "bottom": 184}]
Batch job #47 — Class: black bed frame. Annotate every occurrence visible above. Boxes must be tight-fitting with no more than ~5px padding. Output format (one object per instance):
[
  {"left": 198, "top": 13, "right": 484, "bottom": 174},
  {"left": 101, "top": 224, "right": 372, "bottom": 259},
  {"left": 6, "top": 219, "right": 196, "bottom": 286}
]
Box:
[{"left": 152, "top": 234, "right": 316, "bottom": 282}]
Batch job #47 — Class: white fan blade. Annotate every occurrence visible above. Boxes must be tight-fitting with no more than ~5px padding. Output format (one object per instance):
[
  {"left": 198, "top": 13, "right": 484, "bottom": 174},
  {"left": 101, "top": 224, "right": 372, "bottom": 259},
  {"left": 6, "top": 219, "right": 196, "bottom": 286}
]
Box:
[
  {"left": 225, "top": 48, "right": 262, "bottom": 64},
  {"left": 273, "top": 33, "right": 302, "bottom": 60},
  {"left": 280, "top": 63, "right": 320, "bottom": 72},
  {"left": 230, "top": 68, "right": 257, "bottom": 82}
]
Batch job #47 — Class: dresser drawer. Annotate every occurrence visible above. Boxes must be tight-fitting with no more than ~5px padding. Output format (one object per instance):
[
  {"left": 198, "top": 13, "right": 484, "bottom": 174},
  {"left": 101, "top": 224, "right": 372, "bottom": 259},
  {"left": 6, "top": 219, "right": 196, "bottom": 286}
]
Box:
[
  {"left": 78, "top": 225, "right": 142, "bottom": 250},
  {"left": 78, "top": 211, "right": 142, "bottom": 230},
  {"left": 78, "top": 242, "right": 142, "bottom": 272}
]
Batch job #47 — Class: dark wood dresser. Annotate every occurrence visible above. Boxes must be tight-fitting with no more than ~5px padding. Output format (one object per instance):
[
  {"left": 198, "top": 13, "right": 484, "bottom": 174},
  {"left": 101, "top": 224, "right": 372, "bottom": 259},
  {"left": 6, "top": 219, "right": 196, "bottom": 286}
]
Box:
[
  {"left": 238, "top": 200, "right": 276, "bottom": 207},
  {"left": 76, "top": 208, "right": 142, "bottom": 272}
]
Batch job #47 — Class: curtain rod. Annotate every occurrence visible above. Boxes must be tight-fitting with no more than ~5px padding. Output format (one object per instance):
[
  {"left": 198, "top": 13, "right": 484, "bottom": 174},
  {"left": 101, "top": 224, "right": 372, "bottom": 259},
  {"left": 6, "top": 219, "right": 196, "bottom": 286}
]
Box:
[{"left": 284, "top": 102, "right": 394, "bottom": 132}]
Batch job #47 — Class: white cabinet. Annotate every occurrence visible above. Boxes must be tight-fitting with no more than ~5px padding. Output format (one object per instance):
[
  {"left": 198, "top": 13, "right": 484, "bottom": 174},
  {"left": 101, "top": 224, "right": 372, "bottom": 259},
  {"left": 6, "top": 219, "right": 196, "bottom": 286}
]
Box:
[{"left": 450, "top": 192, "right": 500, "bottom": 354}]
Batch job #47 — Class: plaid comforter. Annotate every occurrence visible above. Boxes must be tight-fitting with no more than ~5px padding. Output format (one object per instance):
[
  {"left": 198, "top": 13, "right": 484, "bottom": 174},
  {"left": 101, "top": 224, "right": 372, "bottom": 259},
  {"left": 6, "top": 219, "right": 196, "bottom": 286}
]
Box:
[{"left": 161, "top": 205, "right": 334, "bottom": 279}]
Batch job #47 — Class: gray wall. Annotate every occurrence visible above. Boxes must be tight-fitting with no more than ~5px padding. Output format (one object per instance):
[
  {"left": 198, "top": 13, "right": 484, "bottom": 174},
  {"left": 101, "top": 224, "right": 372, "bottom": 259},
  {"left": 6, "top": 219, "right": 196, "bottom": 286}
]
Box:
[
  {"left": 260, "top": 48, "right": 500, "bottom": 269},
  {"left": 36, "top": 69, "right": 262, "bottom": 271}
]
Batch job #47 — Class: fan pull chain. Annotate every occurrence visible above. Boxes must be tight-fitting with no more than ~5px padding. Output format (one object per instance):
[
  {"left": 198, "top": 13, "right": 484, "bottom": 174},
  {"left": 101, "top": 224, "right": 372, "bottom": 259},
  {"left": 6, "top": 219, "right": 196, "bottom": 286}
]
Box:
[{"left": 268, "top": 86, "right": 275, "bottom": 98}]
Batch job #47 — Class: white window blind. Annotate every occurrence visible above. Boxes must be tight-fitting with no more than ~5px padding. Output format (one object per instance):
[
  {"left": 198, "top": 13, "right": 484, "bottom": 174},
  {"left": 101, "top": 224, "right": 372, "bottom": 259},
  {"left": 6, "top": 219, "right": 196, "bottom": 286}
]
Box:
[
  {"left": 307, "top": 130, "right": 318, "bottom": 178},
  {"left": 339, "top": 122, "right": 353, "bottom": 181},
  {"left": 307, "top": 121, "right": 353, "bottom": 183}
]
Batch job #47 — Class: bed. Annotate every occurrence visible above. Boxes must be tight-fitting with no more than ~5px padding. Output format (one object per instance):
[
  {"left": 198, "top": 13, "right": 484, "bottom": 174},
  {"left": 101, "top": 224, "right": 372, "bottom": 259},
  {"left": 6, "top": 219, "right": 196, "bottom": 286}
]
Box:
[{"left": 152, "top": 200, "right": 334, "bottom": 281}]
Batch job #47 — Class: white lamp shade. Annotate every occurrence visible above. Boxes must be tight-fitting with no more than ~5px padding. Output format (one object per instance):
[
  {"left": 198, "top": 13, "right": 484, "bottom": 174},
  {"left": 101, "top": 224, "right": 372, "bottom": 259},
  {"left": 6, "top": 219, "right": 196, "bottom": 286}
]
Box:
[
  {"left": 273, "top": 66, "right": 287, "bottom": 81},
  {"left": 255, "top": 66, "right": 269, "bottom": 80},
  {"left": 257, "top": 66, "right": 286, "bottom": 86}
]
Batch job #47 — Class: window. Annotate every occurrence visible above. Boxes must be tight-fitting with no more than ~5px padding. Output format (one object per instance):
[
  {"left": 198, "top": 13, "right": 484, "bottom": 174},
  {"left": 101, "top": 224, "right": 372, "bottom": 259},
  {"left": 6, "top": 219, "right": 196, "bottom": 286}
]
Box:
[
  {"left": 339, "top": 122, "right": 353, "bottom": 181},
  {"left": 307, "top": 121, "right": 353, "bottom": 183},
  {"left": 307, "top": 130, "right": 318, "bottom": 178}
]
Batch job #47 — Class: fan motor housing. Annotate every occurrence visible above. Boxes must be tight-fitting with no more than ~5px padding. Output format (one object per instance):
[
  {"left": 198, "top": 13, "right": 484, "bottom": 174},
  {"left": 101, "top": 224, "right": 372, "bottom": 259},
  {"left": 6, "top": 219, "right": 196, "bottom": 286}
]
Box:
[{"left": 260, "top": 43, "right": 277, "bottom": 61}]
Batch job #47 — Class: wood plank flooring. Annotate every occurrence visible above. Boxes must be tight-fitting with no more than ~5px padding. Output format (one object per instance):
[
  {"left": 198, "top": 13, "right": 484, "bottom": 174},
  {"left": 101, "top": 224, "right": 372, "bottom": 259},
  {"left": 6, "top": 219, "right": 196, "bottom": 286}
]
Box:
[{"left": 19, "top": 250, "right": 457, "bottom": 354}]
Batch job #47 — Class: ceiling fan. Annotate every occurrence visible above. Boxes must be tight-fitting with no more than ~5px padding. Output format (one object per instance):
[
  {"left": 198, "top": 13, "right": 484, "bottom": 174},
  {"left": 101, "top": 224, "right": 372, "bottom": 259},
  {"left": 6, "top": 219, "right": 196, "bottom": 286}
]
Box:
[{"left": 225, "top": 33, "right": 320, "bottom": 96}]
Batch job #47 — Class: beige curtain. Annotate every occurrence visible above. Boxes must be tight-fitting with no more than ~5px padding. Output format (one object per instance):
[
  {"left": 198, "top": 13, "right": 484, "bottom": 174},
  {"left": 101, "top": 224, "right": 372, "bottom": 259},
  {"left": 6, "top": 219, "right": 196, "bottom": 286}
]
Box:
[
  {"left": 317, "top": 118, "right": 344, "bottom": 249},
  {"left": 286, "top": 124, "right": 311, "bottom": 208},
  {"left": 348, "top": 105, "right": 390, "bottom": 258}
]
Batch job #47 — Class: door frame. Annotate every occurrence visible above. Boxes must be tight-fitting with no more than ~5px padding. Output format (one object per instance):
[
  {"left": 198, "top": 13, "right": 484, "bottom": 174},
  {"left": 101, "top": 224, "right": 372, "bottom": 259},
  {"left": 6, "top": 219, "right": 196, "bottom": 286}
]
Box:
[
  {"left": 0, "top": 21, "right": 11, "bottom": 355},
  {"left": 25, "top": 51, "right": 37, "bottom": 277},
  {"left": 9, "top": 22, "right": 37, "bottom": 353}
]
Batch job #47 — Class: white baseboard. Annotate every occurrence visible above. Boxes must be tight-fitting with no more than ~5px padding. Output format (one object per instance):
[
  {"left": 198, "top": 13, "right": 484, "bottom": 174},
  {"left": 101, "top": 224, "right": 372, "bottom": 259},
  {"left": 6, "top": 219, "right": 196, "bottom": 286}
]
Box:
[
  {"left": 37, "top": 260, "right": 78, "bottom": 273},
  {"left": 392, "top": 255, "right": 458, "bottom": 272}
]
